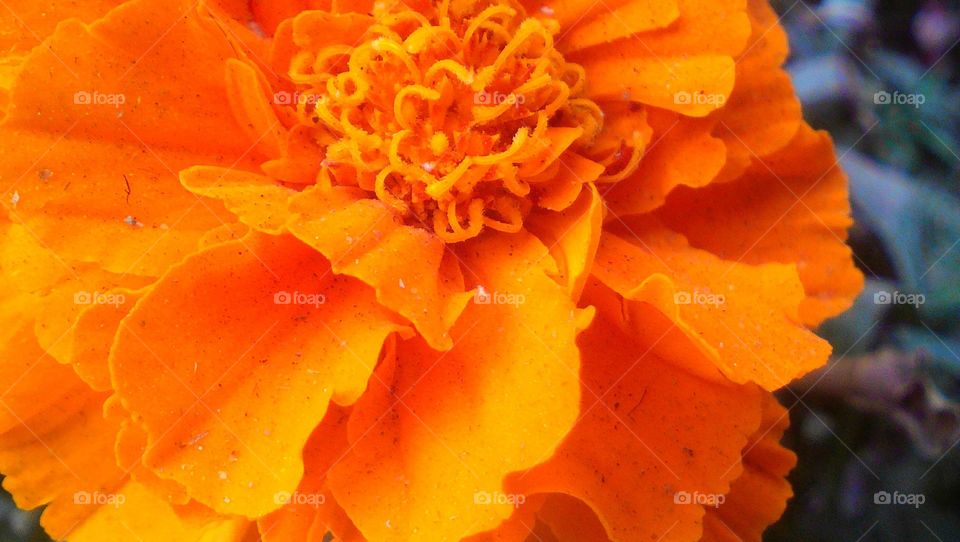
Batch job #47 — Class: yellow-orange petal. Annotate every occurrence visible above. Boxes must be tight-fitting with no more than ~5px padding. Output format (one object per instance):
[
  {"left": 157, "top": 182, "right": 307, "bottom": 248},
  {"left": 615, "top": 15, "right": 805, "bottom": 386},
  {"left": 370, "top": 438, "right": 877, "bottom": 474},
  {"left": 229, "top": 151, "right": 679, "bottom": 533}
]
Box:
[
  {"left": 180, "top": 166, "right": 295, "bottom": 234},
  {"left": 507, "top": 312, "right": 762, "bottom": 541},
  {"left": 525, "top": 184, "right": 603, "bottom": 300},
  {"left": 109, "top": 232, "right": 408, "bottom": 517},
  {"left": 67, "top": 482, "right": 250, "bottom": 542},
  {"left": 0, "top": 360, "right": 125, "bottom": 539},
  {"left": 327, "top": 230, "right": 592, "bottom": 541},
  {"left": 656, "top": 124, "right": 863, "bottom": 326},
  {"left": 288, "top": 185, "right": 473, "bottom": 351},
  {"left": 258, "top": 405, "right": 364, "bottom": 542},
  {"left": 594, "top": 224, "right": 832, "bottom": 390}
]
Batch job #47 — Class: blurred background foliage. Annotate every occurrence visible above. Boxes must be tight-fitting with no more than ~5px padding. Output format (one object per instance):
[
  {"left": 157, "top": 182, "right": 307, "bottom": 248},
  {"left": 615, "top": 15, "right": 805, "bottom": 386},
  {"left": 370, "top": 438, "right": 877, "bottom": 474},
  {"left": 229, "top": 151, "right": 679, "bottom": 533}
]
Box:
[
  {"left": 2, "top": 0, "right": 959, "bottom": 541},
  {"left": 767, "top": 0, "right": 960, "bottom": 540}
]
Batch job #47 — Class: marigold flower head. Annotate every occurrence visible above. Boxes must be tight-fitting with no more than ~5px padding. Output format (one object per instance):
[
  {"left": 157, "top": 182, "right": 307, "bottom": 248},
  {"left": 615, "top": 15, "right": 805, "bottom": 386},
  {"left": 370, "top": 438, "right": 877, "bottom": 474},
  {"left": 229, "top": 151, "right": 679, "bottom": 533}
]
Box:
[{"left": 0, "top": 0, "right": 862, "bottom": 541}]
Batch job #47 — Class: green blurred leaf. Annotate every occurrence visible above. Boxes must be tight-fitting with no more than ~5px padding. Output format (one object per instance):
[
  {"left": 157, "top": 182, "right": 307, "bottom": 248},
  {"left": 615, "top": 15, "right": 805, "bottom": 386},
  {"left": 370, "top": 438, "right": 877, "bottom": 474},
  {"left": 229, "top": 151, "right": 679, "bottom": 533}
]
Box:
[{"left": 843, "top": 152, "right": 960, "bottom": 321}]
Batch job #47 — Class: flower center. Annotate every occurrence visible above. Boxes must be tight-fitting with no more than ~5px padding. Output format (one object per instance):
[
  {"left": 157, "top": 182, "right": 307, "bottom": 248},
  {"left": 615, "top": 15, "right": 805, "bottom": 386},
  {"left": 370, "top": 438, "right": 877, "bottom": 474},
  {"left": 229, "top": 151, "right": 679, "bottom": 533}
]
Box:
[{"left": 290, "top": 0, "right": 607, "bottom": 242}]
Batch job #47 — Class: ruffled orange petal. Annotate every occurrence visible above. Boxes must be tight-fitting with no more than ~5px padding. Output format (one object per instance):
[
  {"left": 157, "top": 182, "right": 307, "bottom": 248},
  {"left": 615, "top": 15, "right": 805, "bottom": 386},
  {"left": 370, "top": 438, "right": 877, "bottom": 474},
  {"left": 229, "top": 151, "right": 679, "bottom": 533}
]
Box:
[
  {"left": 0, "top": 0, "right": 121, "bottom": 55},
  {"left": 0, "top": 351, "right": 126, "bottom": 539},
  {"left": 702, "top": 394, "right": 797, "bottom": 542},
  {"left": 594, "top": 224, "right": 831, "bottom": 390},
  {"left": 0, "top": 0, "right": 266, "bottom": 276},
  {"left": 656, "top": 124, "right": 863, "bottom": 326},
  {"left": 525, "top": 185, "right": 603, "bottom": 300},
  {"left": 572, "top": 0, "right": 750, "bottom": 116},
  {"left": 507, "top": 310, "right": 762, "bottom": 541},
  {"left": 709, "top": 0, "right": 801, "bottom": 183},
  {"left": 109, "top": 232, "right": 408, "bottom": 517},
  {"left": 326, "top": 231, "right": 592, "bottom": 541},
  {"left": 258, "top": 405, "right": 363, "bottom": 542},
  {"left": 604, "top": 108, "right": 727, "bottom": 217},
  {"left": 71, "top": 287, "right": 145, "bottom": 391},
  {"left": 288, "top": 185, "right": 473, "bottom": 351},
  {"left": 0, "top": 223, "right": 149, "bottom": 373},
  {"left": 180, "top": 166, "right": 295, "bottom": 234}
]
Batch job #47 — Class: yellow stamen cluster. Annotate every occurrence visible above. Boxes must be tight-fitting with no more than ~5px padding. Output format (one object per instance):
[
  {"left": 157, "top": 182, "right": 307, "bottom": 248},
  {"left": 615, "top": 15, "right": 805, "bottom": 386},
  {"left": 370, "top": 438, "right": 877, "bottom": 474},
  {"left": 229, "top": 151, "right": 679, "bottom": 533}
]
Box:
[{"left": 289, "top": 0, "right": 605, "bottom": 241}]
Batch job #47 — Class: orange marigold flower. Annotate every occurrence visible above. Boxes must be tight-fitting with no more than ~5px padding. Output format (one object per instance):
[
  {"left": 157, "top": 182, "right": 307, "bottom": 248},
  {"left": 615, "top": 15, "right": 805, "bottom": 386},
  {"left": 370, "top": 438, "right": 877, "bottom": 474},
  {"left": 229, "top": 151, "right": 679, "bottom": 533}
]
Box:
[{"left": 0, "top": 0, "right": 863, "bottom": 540}]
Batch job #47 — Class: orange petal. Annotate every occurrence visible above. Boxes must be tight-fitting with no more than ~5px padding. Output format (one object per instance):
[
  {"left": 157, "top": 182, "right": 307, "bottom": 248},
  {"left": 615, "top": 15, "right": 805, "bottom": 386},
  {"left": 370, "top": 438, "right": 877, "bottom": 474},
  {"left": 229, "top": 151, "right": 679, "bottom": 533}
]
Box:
[
  {"left": 709, "top": 0, "right": 801, "bottom": 183},
  {"left": 109, "top": 232, "right": 408, "bottom": 517},
  {"left": 560, "top": 0, "right": 680, "bottom": 52},
  {"left": 258, "top": 405, "right": 364, "bottom": 542},
  {"left": 573, "top": 0, "right": 750, "bottom": 117},
  {"left": 288, "top": 186, "right": 473, "bottom": 351},
  {"left": 224, "top": 59, "right": 286, "bottom": 159},
  {"left": 5, "top": 0, "right": 254, "bottom": 155},
  {"left": 535, "top": 152, "right": 605, "bottom": 212},
  {"left": 508, "top": 312, "right": 762, "bottom": 541},
  {"left": 526, "top": 184, "right": 603, "bottom": 300},
  {"left": 0, "top": 0, "right": 121, "bottom": 55},
  {"left": 594, "top": 224, "right": 832, "bottom": 390},
  {"left": 656, "top": 124, "right": 864, "bottom": 326},
  {"left": 0, "top": 0, "right": 267, "bottom": 276},
  {"left": 536, "top": 494, "right": 612, "bottom": 541},
  {"left": 702, "top": 394, "right": 796, "bottom": 542},
  {"left": 71, "top": 288, "right": 145, "bottom": 391},
  {"left": 582, "top": 54, "right": 736, "bottom": 117},
  {"left": 327, "top": 231, "right": 592, "bottom": 541},
  {"left": 604, "top": 108, "right": 727, "bottom": 217},
  {"left": 180, "top": 166, "right": 295, "bottom": 234}
]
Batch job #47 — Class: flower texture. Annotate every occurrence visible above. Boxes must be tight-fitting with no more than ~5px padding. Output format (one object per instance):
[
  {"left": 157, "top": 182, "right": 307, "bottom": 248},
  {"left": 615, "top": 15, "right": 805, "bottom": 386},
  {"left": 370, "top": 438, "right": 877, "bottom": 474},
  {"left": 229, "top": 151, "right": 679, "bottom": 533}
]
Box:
[{"left": 0, "top": 0, "right": 863, "bottom": 541}]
